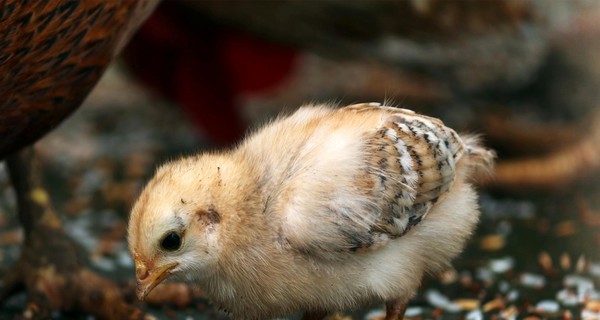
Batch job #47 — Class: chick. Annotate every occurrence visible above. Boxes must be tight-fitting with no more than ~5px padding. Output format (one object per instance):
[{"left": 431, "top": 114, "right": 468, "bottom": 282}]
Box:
[{"left": 128, "top": 102, "right": 495, "bottom": 319}]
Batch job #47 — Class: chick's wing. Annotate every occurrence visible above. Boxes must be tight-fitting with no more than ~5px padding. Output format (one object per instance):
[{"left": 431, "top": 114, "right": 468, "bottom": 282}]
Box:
[{"left": 268, "top": 104, "right": 465, "bottom": 256}]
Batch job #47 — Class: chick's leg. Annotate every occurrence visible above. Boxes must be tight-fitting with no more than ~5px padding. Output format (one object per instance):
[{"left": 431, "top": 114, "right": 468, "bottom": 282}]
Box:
[
  {"left": 0, "top": 148, "right": 148, "bottom": 319},
  {"left": 385, "top": 299, "right": 408, "bottom": 320}
]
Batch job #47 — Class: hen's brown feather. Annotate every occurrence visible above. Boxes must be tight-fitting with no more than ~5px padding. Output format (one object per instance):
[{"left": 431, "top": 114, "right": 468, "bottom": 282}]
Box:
[{"left": 0, "top": 0, "right": 159, "bottom": 158}]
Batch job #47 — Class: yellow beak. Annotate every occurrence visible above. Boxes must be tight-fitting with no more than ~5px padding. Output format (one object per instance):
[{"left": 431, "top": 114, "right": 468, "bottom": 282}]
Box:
[{"left": 135, "top": 260, "right": 179, "bottom": 300}]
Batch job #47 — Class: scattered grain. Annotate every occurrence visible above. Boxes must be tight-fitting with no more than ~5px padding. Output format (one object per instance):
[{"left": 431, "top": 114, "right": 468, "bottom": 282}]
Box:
[{"left": 480, "top": 234, "right": 505, "bottom": 251}]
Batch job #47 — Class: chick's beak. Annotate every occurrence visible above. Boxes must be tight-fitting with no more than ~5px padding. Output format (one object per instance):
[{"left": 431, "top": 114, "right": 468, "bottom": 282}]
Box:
[{"left": 135, "top": 259, "right": 179, "bottom": 300}]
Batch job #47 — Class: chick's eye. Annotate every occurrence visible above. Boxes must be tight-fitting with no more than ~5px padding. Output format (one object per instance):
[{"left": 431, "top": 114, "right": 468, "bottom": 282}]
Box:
[{"left": 160, "top": 231, "right": 182, "bottom": 251}]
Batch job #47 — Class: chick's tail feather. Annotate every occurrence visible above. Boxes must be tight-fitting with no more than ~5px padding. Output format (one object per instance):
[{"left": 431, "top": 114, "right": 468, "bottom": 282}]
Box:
[{"left": 459, "top": 134, "right": 496, "bottom": 183}]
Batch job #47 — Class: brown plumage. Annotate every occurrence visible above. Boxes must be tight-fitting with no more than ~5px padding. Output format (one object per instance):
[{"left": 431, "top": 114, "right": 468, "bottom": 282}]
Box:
[
  {"left": 0, "top": 2, "right": 159, "bottom": 318},
  {"left": 0, "top": 0, "right": 159, "bottom": 159},
  {"left": 128, "top": 102, "right": 495, "bottom": 319}
]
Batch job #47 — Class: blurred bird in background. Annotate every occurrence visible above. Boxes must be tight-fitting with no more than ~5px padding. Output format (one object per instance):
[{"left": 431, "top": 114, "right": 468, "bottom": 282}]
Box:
[{"left": 124, "top": 1, "right": 600, "bottom": 191}]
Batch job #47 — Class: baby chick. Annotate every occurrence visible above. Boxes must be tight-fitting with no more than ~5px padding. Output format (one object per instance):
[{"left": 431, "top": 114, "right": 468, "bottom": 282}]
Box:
[{"left": 128, "top": 103, "right": 495, "bottom": 319}]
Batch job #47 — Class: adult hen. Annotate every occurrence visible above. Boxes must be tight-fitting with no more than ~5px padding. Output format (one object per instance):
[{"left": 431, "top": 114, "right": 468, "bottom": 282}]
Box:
[{"left": 129, "top": 102, "right": 495, "bottom": 319}]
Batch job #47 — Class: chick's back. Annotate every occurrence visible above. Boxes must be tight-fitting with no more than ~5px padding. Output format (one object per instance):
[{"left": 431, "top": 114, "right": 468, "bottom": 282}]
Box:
[{"left": 239, "top": 103, "right": 493, "bottom": 257}]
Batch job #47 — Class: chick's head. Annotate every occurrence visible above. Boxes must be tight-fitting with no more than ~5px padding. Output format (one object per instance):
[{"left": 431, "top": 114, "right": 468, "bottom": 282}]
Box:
[{"left": 128, "top": 157, "right": 225, "bottom": 300}]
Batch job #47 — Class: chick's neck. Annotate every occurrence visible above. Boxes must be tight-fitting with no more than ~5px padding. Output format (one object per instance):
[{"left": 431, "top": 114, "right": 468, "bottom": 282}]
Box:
[
  {"left": 208, "top": 151, "right": 271, "bottom": 252},
  {"left": 198, "top": 152, "right": 290, "bottom": 294}
]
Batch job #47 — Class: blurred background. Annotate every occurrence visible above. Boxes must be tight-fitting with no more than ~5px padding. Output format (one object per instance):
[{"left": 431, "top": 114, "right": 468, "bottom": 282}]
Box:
[{"left": 1, "top": 0, "right": 600, "bottom": 319}]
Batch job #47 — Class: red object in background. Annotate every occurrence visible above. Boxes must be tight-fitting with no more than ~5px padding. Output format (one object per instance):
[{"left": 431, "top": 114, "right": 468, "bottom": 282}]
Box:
[{"left": 123, "top": 3, "right": 298, "bottom": 146}]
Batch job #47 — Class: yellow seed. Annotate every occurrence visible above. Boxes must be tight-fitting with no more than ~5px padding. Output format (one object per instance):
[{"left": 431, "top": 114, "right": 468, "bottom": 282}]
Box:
[
  {"left": 483, "top": 297, "right": 505, "bottom": 312},
  {"left": 480, "top": 234, "right": 505, "bottom": 251},
  {"left": 585, "top": 300, "right": 600, "bottom": 312},
  {"left": 30, "top": 188, "right": 49, "bottom": 205},
  {"left": 501, "top": 306, "right": 518, "bottom": 318},
  {"left": 560, "top": 253, "right": 571, "bottom": 271},
  {"left": 538, "top": 251, "right": 552, "bottom": 271},
  {"left": 453, "top": 299, "right": 480, "bottom": 311}
]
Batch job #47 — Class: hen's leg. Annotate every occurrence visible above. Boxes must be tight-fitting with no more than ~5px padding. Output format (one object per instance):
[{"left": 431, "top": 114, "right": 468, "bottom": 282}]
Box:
[{"left": 0, "top": 148, "right": 147, "bottom": 319}]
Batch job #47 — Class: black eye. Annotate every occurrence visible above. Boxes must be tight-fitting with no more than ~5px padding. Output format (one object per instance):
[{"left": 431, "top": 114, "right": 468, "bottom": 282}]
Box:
[{"left": 160, "top": 231, "right": 182, "bottom": 251}]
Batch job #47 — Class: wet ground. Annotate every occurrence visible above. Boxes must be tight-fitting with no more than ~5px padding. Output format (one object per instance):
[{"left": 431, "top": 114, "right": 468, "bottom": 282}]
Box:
[{"left": 0, "top": 66, "right": 599, "bottom": 319}]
